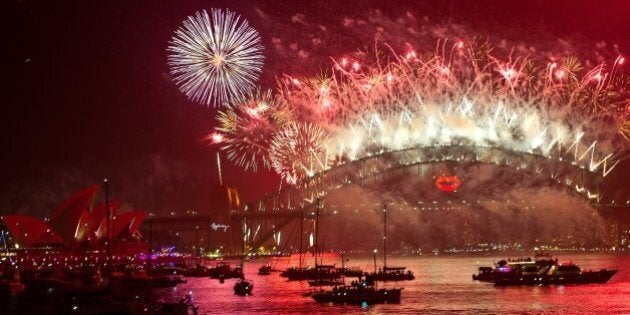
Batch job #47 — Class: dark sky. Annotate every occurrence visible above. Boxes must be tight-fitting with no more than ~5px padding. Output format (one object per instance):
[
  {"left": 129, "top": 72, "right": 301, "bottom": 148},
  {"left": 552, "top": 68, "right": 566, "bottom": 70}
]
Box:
[{"left": 3, "top": 0, "right": 630, "bottom": 217}]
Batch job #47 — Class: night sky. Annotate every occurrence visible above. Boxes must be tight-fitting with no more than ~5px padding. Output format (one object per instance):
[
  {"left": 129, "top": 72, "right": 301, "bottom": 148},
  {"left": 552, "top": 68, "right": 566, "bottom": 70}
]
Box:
[{"left": 4, "top": 0, "right": 630, "bottom": 218}]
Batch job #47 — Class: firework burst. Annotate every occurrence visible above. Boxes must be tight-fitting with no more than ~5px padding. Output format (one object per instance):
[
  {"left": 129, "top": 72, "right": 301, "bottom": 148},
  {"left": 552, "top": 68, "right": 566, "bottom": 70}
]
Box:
[
  {"left": 269, "top": 122, "right": 329, "bottom": 184},
  {"left": 168, "top": 9, "right": 264, "bottom": 107},
  {"left": 215, "top": 89, "right": 290, "bottom": 171},
  {"left": 215, "top": 37, "right": 629, "bottom": 187},
  {"left": 620, "top": 117, "right": 630, "bottom": 141}
]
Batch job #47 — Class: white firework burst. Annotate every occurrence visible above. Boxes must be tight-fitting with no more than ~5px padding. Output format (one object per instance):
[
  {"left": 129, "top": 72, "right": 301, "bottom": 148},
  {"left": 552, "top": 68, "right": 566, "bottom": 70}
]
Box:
[
  {"left": 167, "top": 9, "right": 264, "bottom": 107},
  {"left": 269, "top": 122, "right": 329, "bottom": 184}
]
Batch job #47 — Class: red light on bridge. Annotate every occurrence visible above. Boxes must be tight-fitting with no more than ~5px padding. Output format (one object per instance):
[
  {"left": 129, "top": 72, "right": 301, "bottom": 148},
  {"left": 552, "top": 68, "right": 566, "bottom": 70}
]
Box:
[{"left": 435, "top": 175, "right": 462, "bottom": 192}]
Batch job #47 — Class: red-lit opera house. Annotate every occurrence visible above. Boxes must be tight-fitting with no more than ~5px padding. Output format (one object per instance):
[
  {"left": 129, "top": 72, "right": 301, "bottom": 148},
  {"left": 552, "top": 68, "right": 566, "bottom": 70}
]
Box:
[{"left": 1, "top": 185, "right": 148, "bottom": 258}]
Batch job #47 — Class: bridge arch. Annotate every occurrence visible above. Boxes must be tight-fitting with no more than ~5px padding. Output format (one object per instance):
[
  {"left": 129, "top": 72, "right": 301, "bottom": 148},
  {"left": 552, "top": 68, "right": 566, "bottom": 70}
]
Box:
[{"left": 239, "top": 144, "right": 609, "bottom": 250}]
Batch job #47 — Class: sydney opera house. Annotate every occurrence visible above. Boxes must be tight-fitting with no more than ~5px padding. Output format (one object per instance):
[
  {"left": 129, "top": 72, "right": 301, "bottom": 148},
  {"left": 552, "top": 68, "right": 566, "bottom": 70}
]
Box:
[{"left": 0, "top": 185, "right": 148, "bottom": 255}]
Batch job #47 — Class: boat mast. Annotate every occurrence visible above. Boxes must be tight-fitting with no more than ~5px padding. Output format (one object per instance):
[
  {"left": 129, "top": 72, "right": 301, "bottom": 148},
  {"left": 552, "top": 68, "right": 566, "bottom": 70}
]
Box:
[
  {"left": 383, "top": 203, "right": 387, "bottom": 270},
  {"left": 148, "top": 218, "right": 153, "bottom": 270},
  {"left": 314, "top": 198, "right": 320, "bottom": 267},
  {"left": 299, "top": 210, "right": 304, "bottom": 269},
  {"left": 240, "top": 217, "right": 246, "bottom": 278},
  {"left": 341, "top": 252, "right": 344, "bottom": 270},
  {"left": 373, "top": 249, "right": 377, "bottom": 274},
  {"left": 104, "top": 179, "right": 111, "bottom": 274}
]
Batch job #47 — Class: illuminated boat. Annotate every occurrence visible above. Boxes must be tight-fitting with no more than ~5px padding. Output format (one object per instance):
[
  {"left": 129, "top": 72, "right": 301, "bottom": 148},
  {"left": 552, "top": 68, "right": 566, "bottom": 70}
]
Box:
[
  {"left": 476, "top": 254, "right": 617, "bottom": 285},
  {"left": 366, "top": 266, "right": 415, "bottom": 282},
  {"left": 283, "top": 264, "right": 342, "bottom": 282},
  {"left": 312, "top": 278, "right": 402, "bottom": 305}
]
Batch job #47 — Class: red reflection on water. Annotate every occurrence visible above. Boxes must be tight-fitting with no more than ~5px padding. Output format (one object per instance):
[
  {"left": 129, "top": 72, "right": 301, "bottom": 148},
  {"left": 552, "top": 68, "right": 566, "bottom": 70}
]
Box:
[{"left": 139, "top": 255, "right": 630, "bottom": 313}]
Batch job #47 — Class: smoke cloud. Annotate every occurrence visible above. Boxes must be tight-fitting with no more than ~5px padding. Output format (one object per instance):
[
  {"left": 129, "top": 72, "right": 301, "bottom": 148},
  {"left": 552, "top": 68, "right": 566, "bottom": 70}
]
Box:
[
  {"left": 316, "top": 163, "right": 609, "bottom": 252},
  {"left": 0, "top": 153, "right": 214, "bottom": 219}
]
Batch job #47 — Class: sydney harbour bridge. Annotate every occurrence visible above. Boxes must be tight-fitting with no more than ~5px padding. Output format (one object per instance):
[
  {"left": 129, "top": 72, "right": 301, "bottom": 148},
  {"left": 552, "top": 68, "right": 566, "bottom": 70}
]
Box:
[{"left": 140, "top": 144, "right": 630, "bottom": 254}]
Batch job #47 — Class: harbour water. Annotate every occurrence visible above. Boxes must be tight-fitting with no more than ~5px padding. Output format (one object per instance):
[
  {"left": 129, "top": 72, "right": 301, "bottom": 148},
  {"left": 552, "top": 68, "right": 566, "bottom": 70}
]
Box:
[
  {"left": 158, "top": 253, "right": 630, "bottom": 314},
  {"left": 2, "top": 253, "right": 628, "bottom": 314}
]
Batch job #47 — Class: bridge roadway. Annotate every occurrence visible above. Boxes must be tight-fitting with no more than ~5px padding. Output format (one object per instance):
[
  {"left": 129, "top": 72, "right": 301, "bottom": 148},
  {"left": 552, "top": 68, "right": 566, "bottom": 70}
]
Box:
[
  {"left": 141, "top": 210, "right": 308, "bottom": 253},
  {"left": 143, "top": 210, "right": 305, "bottom": 231},
  {"left": 141, "top": 203, "right": 628, "bottom": 251},
  {"left": 145, "top": 204, "right": 629, "bottom": 231}
]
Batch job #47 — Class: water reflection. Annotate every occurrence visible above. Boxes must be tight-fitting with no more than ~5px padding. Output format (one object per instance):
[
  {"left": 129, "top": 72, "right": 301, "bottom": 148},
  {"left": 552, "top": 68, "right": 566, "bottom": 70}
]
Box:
[
  {"left": 156, "top": 254, "right": 629, "bottom": 314},
  {"left": 1, "top": 254, "right": 628, "bottom": 314}
]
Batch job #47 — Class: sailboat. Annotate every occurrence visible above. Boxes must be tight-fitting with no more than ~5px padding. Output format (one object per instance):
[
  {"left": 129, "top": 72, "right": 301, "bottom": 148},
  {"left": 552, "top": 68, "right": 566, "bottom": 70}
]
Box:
[
  {"left": 257, "top": 263, "right": 273, "bottom": 275},
  {"left": 366, "top": 204, "right": 415, "bottom": 282},
  {"left": 311, "top": 204, "right": 403, "bottom": 305},
  {"left": 281, "top": 210, "right": 309, "bottom": 279},
  {"left": 312, "top": 277, "right": 402, "bottom": 305},
  {"left": 233, "top": 276, "right": 253, "bottom": 295},
  {"left": 282, "top": 199, "right": 341, "bottom": 285},
  {"left": 308, "top": 199, "right": 342, "bottom": 286},
  {"left": 335, "top": 252, "right": 364, "bottom": 278},
  {"left": 234, "top": 218, "right": 253, "bottom": 296}
]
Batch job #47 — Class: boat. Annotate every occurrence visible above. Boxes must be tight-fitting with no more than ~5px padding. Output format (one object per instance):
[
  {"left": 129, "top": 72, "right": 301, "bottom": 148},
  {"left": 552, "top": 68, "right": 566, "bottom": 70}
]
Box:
[
  {"left": 307, "top": 268, "right": 344, "bottom": 287},
  {"left": 337, "top": 266, "right": 364, "bottom": 278},
  {"left": 366, "top": 266, "right": 415, "bottom": 282},
  {"left": 282, "top": 200, "right": 342, "bottom": 285},
  {"left": 152, "top": 265, "right": 187, "bottom": 277},
  {"left": 208, "top": 262, "right": 243, "bottom": 280},
  {"left": 336, "top": 253, "right": 364, "bottom": 278},
  {"left": 19, "top": 267, "right": 111, "bottom": 295},
  {"left": 365, "top": 204, "right": 415, "bottom": 282},
  {"left": 472, "top": 266, "right": 494, "bottom": 282},
  {"left": 312, "top": 278, "right": 402, "bottom": 305},
  {"left": 308, "top": 278, "right": 344, "bottom": 287},
  {"left": 121, "top": 269, "right": 185, "bottom": 288},
  {"left": 234, "top": 218, "right": 253, "bottom": 296},
  {"left": 281, "top": 210, "right": 309, "bottom": 280},
  {"left": 234, "top": 277, "right": 253, "bottom": 296},
  {"left": 475, "top": 253, "right": 618, "bottom": 285},
  {"left": 284, "top": 253, "right": 361, "bottom": 280},
  {"left": 183, "top": 264, "right": 212, "bottom": 277},
  {"left": 280, "top": 266, "right": 308, "bottom": 279},
  {"left": 258, "top": 263, "right": 273, "bottom": 275},
  {"left": 283, "top": 264, "right": 342, "bottom": 282},
  {"left": 154, "top": 293, "right": 199, "bottom": 314}
]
